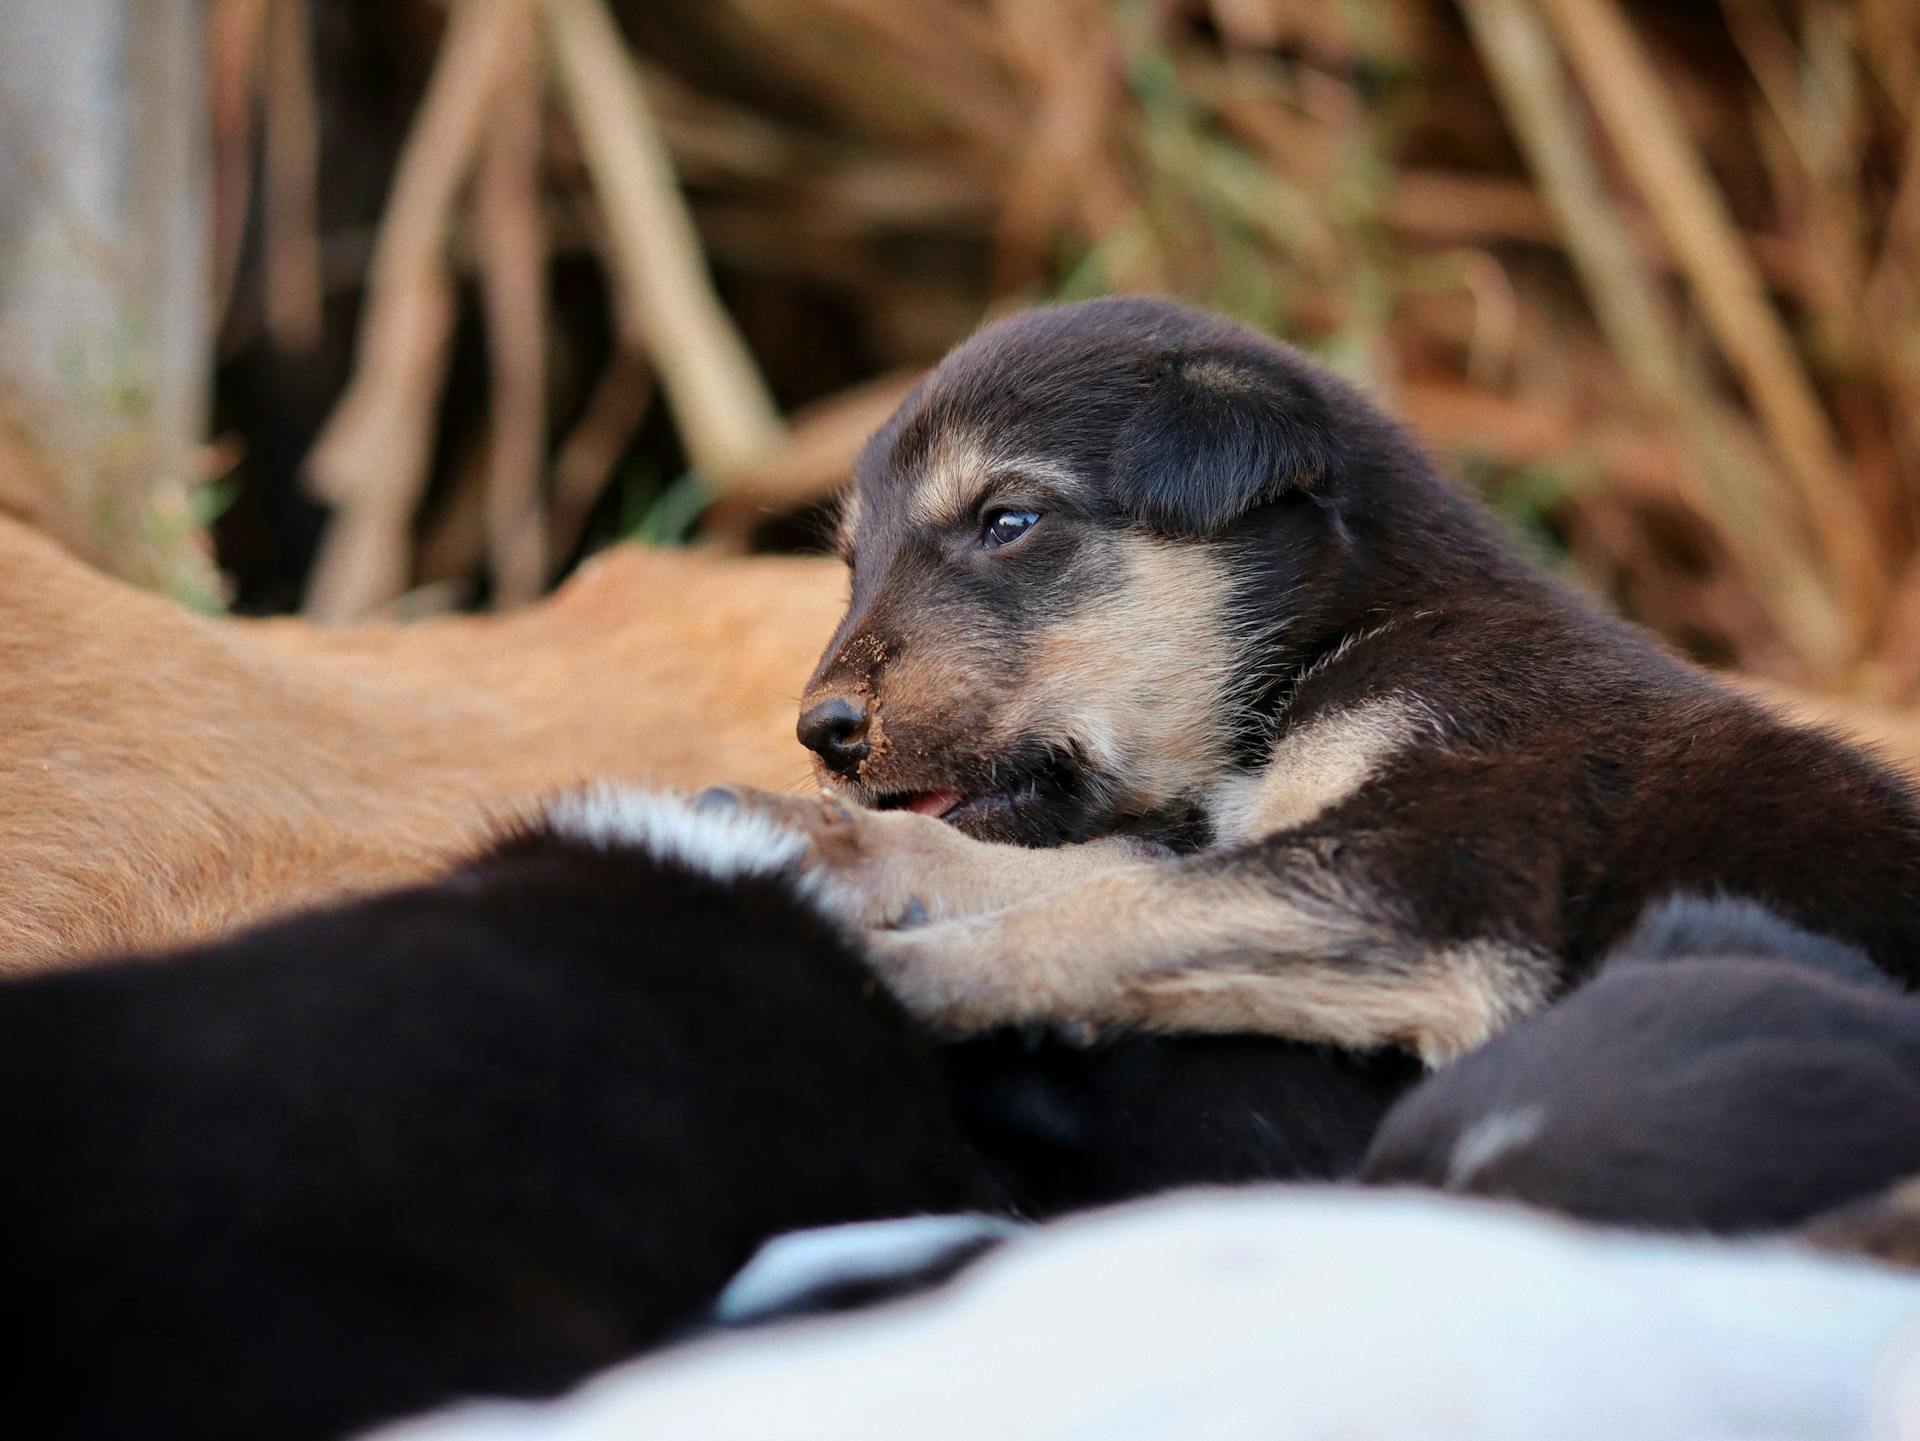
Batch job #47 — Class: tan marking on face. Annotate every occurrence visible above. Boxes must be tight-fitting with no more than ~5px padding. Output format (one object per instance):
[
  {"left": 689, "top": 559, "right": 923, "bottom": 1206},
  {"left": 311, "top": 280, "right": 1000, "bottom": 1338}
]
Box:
[
  {"left": 1209, "top": 694, "right": 1441, "bottom": 845},
  {"left": 834, "top": 489, "right": 863, "bottom": 555},
  {"left": 997, "top": 536, "right": 1242, "bottom": 813},
  {"left": 846, "top": 630, "right": 994, "bottom": 782},
  {"left": 905, "top": 433, "right": 1084, "bottom": 531},
  {"left": 907, "top": 432, "right": 999, "bottom": 530}
]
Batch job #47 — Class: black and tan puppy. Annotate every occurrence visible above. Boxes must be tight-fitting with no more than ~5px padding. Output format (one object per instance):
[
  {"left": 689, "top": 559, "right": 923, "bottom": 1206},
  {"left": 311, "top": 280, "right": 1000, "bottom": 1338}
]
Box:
[
  {"left": 743, "top": 296, "right": 1920, "bottom": 1060},
  {"left": 1360, "top": 895, "right": 1920, "bottom": 1232}
]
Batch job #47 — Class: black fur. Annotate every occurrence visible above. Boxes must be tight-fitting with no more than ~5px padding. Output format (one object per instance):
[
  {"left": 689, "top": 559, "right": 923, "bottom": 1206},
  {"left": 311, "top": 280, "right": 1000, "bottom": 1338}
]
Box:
[
  {"left": 1360, "top": 897, "right": 1920, "bottom": 1232},
  {"left": 1108, "top": 346, "right": 1347, "bottom": 535},
  {"left": 1, "top": 818, "right": 1406, "bottom": 1441},
  {"left": 946, "top": 1029, "right": 1415, "bottom": 1217}
]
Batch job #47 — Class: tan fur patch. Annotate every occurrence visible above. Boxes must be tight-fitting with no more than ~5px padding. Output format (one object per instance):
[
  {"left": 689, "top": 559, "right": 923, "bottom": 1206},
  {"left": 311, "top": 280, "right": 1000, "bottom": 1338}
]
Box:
[
  {"left": 1124, "top": 944, "right": 1543, "bottom": 1066},
  {"left": 835, "top": 490, "right": 863, "bottom": 555},
  {"left": 1180, "top": 358, "right": 1257, "bottom": 394},
  {"left": 0, "top": 523, "right": 842, "bottom": 973},
  {"left": 905, "top": 433, "right": 1083, "bottom": 530},
  {"left": 1000, "top": 536, "right": 1242, "bottom": 814},
  {"left": 1803, "top": 1174, "right": 1920, "bottom": 1270},
  {"left": 721, "top": 786, "right": 1155, "bottom": 929},
  {"left": 864, "top": 848, "right": 1553, "bottom": 1064},
  {"left": 1209, "top": 694, "right": 1440, "bottom": 844}
]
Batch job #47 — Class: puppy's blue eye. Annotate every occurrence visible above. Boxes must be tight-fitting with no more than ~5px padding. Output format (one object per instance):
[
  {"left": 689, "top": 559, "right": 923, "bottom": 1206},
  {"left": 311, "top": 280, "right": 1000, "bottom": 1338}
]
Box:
[{"left": 982, "top": 509, "right": 1039, "bottom": 549}]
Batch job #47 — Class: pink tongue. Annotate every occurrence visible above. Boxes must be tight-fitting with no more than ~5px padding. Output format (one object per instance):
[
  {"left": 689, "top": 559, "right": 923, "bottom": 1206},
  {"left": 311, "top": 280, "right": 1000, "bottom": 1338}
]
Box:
[{"left": 906, "top": 789, "right": 965, "bottom": 818}]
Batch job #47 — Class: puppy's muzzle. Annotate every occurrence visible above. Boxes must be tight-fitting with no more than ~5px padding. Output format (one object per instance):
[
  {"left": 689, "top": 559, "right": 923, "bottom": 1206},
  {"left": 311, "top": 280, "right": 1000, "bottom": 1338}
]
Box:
[{"left": 797, "top": 695, "right": 871, "bottom": 778}]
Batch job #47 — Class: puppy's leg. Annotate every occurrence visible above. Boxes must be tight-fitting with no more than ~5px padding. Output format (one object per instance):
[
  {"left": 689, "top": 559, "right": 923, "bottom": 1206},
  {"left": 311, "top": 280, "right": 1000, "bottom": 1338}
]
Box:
[
  {"left": 710, "top": 786, "right": 1158, "bottom": 928},
  {"left": 866, "top": 835, "right": 1556, "bottom": 1065}
]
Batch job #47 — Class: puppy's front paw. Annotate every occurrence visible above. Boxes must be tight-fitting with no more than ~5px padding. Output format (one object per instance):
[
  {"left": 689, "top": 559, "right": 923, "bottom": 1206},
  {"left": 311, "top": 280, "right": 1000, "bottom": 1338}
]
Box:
[
  {"left": 708, "top": 785, "right": 934, "bottom": 928},
  {"left": 715, "top": 785, "right": 1011, "bottom": 929},
  {"left": 864, "top": 919, "right": 1117, "bottom": 1032}
]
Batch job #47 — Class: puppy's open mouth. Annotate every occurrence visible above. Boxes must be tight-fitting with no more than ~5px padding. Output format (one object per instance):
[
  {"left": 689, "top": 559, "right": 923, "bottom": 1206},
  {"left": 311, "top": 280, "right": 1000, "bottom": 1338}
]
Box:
[
  {"left": 861, "top": 748, "right": 1086, "bottom": 838},
  {"left": 873, "top": 788, "right": 1008, "bottom": 824}
]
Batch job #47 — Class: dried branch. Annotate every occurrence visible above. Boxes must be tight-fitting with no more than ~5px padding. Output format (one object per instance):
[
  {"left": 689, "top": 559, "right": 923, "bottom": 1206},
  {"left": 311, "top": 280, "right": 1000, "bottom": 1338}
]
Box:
[
  {"left": 1542, "top": 0, "right": 1886, "bottom": 640},
  {"left": 260, "top": 0, "right": 324, "bottom": 353},
  {"left": 549, "top": 349, "right": 655, "bottom": 569},
  {"left": 702, "top": 370, "right": 921, "bottom": 544},
  {"left": 209, "top": 0, "right": 271, "bottom": 338},
  {"left": 303, "top": 0, "right": 529, "bottom": 620},
  {"left": 1460, "top": 0, "right": 1846, "bottom": 668},
  {"left": 475, "top": 8, "right": 549, "bottom": 609},
  {"left": 543, "top": 0, "right": 785, "bottom": 490}
]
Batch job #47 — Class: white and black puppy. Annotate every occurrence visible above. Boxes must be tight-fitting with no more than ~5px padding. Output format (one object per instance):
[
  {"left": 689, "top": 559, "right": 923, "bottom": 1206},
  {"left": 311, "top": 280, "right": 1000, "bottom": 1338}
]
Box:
[
  {"left": 1360, "top": 895, "right": 1920, "bottom": 1233},
  {"left": 734, "top": 296, "right": 1920, "bottom": 1063},
  {"left": 0, "top": 788, "right": 1406, "bottom": 1441}
]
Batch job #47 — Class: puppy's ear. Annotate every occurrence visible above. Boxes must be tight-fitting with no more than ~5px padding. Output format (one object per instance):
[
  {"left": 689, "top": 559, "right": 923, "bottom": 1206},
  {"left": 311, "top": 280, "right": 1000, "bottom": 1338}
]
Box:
[{"left": 1109, "top": 351, "right": 1344, "bottom": 536}]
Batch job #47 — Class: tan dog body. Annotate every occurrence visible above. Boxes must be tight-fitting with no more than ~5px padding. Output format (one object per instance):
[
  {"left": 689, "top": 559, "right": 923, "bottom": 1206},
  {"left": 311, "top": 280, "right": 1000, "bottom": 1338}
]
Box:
[{"left": 0, "top": 521, "right": 841, "bottom": 970}]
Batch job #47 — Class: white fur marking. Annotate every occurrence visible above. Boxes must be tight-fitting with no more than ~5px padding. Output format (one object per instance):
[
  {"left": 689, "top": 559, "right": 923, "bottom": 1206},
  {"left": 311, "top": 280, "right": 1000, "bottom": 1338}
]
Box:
[
  {"left": 711, "top": 1215, "right": 1022, "bottom": 1325},
  {"left": 543, "top": 787, "right": 809, "bottom": 886},
  {"left": 1446, "top": 1105, "right": 1547, "bottom": 1191}
]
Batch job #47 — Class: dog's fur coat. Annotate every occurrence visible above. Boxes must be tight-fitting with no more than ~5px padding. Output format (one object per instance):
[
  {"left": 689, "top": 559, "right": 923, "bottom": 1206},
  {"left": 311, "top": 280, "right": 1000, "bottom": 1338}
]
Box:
[{"left": 759, "top": 297, "right": 1920, "bottom": 1060}]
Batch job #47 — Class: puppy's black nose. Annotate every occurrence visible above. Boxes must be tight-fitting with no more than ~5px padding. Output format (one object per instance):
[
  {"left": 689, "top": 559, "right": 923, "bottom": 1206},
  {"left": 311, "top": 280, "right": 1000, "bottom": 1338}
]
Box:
[{"left": 797, "top": 696, "right": 870, "bottom": 776}]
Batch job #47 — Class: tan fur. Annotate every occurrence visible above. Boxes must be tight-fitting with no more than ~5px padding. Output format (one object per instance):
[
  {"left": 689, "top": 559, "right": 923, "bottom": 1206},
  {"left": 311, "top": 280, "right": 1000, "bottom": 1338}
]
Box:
[
  {"left": 0, "top": 520, "right": 843, "bottom": 972},
  {"left": 1209, "top": 695, "right": 1438, "bottom": 844},
  {"left": 856, "top": 833, "right": 1553, "bottom": 1064},
  {"left": 1123, "top": 946, "right": 1542, "bottom": 1066},
  {"left": 834, "top": 490, "right": 864, "bottom": 556},
  {"left": 904, "top": 431, "right": 1081, "bottom": 531},
  {"left": 1803, "top": 1174, "right": 1920, "bottom": 1270},
  {"left": 1003, "top": 537, "right": 1243, "bottom": 815},
  {"left": 905, "top": 432, "right": 999, "bottom": 530},
  {"left": 723, "top": 786, "right": 1158, "bottom": 929}
]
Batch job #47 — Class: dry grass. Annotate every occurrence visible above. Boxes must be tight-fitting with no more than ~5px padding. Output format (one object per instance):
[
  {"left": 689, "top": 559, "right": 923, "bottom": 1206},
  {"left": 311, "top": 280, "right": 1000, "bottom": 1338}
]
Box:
[{"left": 193, "top": 0, "right": 1920, "bottom": 696}]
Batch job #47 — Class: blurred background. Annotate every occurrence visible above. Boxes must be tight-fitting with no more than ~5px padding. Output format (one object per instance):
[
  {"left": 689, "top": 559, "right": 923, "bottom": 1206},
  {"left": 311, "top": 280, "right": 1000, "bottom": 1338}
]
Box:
[{"left": 4, "top": 0, "right": 1920, "bottom": 693}]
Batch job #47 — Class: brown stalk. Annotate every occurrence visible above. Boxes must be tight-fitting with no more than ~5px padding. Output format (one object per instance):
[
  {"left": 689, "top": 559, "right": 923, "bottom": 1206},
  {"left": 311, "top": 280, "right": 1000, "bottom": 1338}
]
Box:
[
  {"left": 260, "top": 0, "right": 325, "bottom": 353},
  {"left": 303, "top": 0, "right": 527, "bottom": 621},
  {"left": 544, "top": 0, "right": 785, "bottom": 493},
  {"left": 209, "top": 0, "right": 271, "bottom": 337},
  {"left": 475, "top": 10, "right": 549, "bottom": 609},
  {"left": 1459, "top": 0, "right": 1845, "bottom": 667},
  {"left": 1540, "top": 0, "right": 1886, "bottom": 641},
  {"left": 548, "top": 347, "right": 655, "bottom": 570}
]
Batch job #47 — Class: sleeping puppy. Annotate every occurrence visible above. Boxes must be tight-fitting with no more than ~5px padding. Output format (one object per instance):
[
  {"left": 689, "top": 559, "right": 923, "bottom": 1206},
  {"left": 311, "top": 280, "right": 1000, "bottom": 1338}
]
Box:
[
  {"left": 1359, "top": 895, "right": 1920, "bottom": 1232},
  {"left": 0, "top": 787, "right": 1405, "bottom": 1441},
  {"left": 0, "top": 790, "right": 985, "bottom": 1441},
  {"left": 731, "top": 296, "right": 1920, "bottom": 1061}
]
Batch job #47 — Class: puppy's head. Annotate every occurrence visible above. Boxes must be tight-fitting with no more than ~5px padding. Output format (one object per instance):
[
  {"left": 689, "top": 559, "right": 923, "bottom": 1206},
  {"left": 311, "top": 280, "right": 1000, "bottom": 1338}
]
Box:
[{"left": 799, "top": 297, "right": 1376, "bottom": 845}]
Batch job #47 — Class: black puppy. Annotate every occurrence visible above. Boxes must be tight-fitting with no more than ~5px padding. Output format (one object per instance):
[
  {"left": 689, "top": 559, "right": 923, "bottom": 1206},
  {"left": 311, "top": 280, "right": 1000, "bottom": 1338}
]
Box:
[
  {"left": 1360, "top": 896, "right": 1920, "bottom": 1233},
  {"left": 2, "top": 788, "right": 1407, "bottom": 1441}
]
